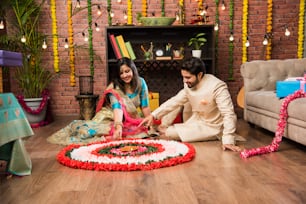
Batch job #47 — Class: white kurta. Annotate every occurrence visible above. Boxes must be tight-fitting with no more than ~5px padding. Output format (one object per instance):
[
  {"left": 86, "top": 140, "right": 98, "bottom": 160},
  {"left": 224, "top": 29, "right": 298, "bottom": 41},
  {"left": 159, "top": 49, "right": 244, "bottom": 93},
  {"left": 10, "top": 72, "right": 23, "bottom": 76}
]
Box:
[{"left": 153, "top": 74, "right": 237, "bottom": 144}]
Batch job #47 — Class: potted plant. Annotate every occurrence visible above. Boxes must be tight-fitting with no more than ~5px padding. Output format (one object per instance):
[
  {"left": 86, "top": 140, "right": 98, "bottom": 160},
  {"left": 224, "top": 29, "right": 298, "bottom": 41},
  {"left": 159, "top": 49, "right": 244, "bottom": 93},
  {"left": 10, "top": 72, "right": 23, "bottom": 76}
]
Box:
[
  {"left": 0, "top": 0, "right": 54, "bottom": 125},
  {"left": 188, "top": 33, "right": 207, "bottom": 58}
]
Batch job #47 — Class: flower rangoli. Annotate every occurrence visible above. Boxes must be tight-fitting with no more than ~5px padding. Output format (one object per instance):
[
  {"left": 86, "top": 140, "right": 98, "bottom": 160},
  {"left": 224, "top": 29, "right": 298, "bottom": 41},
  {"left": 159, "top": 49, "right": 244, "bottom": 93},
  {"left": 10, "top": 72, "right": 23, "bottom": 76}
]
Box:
[{"left": 57, "top": 139, "right": 196, "bottom": 171}]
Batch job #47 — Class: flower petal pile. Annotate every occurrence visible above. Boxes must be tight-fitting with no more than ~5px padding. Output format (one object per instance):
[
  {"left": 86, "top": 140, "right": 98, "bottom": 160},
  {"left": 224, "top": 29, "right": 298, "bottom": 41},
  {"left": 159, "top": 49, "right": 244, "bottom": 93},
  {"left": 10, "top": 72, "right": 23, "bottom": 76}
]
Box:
[{"left": 57, "top": 139, "right": 196, "bottom": 171}]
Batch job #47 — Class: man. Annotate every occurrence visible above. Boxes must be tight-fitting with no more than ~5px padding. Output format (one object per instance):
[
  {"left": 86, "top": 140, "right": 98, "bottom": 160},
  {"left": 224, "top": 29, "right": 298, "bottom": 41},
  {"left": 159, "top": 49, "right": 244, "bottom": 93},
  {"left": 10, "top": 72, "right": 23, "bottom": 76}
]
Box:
[{"left": 140, "top": 57, "right": 241, "bottom": 152}]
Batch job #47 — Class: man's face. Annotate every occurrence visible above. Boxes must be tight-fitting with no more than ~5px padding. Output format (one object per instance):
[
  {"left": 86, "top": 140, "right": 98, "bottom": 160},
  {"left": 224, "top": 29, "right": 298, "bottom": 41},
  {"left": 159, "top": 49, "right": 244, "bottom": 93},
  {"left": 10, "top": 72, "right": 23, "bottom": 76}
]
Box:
[{"left": 181, "top": 70, "right": 202, "bottom": 88}]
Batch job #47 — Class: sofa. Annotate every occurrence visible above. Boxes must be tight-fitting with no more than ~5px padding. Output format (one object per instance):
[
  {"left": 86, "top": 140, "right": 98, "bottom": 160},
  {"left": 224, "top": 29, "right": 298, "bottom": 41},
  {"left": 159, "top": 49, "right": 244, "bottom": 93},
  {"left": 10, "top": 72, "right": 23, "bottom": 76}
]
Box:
[{"left": 240, "top": 58, "right": 306, "bottom": 146}]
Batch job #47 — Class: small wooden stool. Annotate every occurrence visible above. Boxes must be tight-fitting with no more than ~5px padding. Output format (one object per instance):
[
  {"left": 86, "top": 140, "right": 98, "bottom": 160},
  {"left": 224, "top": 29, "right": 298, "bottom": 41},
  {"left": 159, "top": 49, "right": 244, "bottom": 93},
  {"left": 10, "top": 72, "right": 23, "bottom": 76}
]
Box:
[{"left": 75, "top": 94, "right": 99, "bottom": 120}]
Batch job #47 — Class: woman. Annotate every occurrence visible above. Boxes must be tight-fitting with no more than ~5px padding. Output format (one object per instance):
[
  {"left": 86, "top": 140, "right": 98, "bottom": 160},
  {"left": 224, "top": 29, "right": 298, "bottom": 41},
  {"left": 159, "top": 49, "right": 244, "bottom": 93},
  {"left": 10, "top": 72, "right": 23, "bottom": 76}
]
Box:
[{"left": 47, "top": 57, "right": 153, "bottom": 145}]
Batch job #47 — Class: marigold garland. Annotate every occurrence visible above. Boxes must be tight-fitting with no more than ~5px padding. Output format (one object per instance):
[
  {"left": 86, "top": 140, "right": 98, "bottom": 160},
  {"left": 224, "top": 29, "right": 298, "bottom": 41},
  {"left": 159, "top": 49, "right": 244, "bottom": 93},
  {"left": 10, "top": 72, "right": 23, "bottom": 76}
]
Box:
[
  {"left": 298, "top": 0, "right": 305, "bottom": 58},
  {"left": 242, "top": 0, "right": 248, "bottom": 63},
  {"left": 67, "top": 0, "right": 76, "bottom": 86},
  {"left": 265, "top": 0, "right": 273, "bottom": 60},
  {"left": 87, "top": 0, "right": 94, "bottom": 77},
  {"left": 241, "top": 89, "right": 306, "bottom": 159},
  {"left": 179, "top": 0, "right": 185, "bottom": 24},
  {"left": 127, "top": 0, "right": 133, "bottom": 25},
  {"left": 198, "top": 0, "right": 203, "bottom": 16},
  {"left": 142, "top": 0, "right": 147, "bottom": 17},
  {"left": 50, "top": 0, "right": 59, "bottom": 73}
]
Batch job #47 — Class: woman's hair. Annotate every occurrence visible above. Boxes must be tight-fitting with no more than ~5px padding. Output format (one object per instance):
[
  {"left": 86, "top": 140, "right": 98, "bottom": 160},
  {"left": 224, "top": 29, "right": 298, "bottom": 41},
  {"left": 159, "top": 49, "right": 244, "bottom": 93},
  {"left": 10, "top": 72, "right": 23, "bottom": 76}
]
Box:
[
  {"left": 181, "top": 57, "right": 206, "bottom": 76},
  {"left": 113, "top": 57, "right": 141, "bottom": 93}
]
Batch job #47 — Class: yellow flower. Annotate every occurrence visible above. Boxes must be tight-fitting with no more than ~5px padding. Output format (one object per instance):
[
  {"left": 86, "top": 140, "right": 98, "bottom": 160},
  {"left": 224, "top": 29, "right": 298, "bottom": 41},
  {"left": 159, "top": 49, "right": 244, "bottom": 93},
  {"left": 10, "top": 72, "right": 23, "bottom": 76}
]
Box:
[{"left": 50, "top": 0, "right": 59, "bottom": 73}]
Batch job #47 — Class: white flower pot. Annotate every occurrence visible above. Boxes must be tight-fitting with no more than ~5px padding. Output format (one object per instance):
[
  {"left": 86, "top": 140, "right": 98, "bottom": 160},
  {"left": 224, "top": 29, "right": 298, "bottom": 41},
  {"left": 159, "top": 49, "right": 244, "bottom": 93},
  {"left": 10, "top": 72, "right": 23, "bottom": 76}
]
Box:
[
  {"left": 192, "top": 50, "right": 202, "bottom": 58},
  {"left": 23, "top": 97, "right": 48, "bottom": 124}
]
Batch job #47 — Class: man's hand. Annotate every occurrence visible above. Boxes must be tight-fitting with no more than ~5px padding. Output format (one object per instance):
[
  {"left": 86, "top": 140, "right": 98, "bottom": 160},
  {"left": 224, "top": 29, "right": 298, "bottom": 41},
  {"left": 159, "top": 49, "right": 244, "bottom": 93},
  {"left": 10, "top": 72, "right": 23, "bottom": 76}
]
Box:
[
  {"left": 222, "top": 144, "right": 241, "bottom": 152},
  {"left": 138, "top": 114, "right": 154, "bottom": 128}
]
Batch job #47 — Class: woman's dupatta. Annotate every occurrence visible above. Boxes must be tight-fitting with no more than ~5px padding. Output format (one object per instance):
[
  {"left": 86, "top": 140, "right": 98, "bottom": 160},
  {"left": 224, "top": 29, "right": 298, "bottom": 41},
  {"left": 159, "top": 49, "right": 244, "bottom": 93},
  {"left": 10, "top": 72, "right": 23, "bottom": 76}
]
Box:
[{"left": 96, "top": 88, "right": 148, "bottom": 137}]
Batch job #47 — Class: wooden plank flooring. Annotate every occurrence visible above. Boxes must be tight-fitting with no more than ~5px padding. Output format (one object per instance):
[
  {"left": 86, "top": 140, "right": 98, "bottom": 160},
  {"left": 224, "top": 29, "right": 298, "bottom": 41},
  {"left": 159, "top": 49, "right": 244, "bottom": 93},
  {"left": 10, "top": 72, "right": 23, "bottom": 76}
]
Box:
[{"left": 1, "top": 116, "right": 306, "bottom": 204}]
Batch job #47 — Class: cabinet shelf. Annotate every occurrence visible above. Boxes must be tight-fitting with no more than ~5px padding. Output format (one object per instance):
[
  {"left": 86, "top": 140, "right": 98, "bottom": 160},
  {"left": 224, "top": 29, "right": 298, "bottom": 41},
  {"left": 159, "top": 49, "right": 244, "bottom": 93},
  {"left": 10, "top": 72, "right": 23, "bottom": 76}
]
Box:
[{"left": 106, "top": 25, "right": 215, "bottom": 103}]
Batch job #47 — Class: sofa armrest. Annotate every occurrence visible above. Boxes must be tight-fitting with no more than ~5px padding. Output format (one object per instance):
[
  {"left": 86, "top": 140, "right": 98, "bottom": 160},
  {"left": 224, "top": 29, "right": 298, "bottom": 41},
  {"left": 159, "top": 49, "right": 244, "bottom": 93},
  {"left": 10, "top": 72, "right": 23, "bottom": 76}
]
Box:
[{"left": 240, "top": 58, "right": 306, "bottom": 93}]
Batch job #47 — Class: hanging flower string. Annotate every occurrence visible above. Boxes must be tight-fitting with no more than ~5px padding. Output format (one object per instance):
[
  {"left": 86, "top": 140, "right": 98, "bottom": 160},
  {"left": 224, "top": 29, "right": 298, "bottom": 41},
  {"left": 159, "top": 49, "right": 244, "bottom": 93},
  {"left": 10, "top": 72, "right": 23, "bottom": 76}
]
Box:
[
  {"left": 298, "top": 0, "right": 305, "bottom": 58},
  {"left": 87, "top": 0, "right": 94, "bottom": 77},
  {"left": 142, "top": 0, "right": 147, "bottom": 17},
  {"left": 242, "top": 0, "right": 248, "bottom": 63},
  {"left": 50, "top": 0, "right": 59, "bottom": 73},
  {"left": 179, "top": 0, "right": 185, "bottom": 24},
  {"left": 228, "top": 0, "right": 234, "bottom": 80},
  {"left": 127, "top": 0, "right": 133, "bottom": 25},
  {"left": 67, "top": 0, "right": 76, "bottom": 86},
  {"left": 265, "top": 0, "right": 273, "bottom": 60},
  {"left": 107, "top": 0, "right": 112, "bottom": 26},
  {"left": 215, "top": 0, "right": 220, "bottom": 75},
  {"left": 240, "top": 89, "right": 306, "bottom": 159},
  {"left": 198, "top": 0, "right": 203, "bottom": 16},
  {"left": 161, "top": 0, "right": 165, "bottom": 17}
]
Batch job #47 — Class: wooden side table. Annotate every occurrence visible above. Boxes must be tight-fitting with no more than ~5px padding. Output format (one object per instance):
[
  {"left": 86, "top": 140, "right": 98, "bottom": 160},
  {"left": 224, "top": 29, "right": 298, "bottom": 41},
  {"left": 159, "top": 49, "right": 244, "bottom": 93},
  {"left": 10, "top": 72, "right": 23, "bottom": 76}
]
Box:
[{"left": 75, "top": 94, "right": 99, "bottom": 120}]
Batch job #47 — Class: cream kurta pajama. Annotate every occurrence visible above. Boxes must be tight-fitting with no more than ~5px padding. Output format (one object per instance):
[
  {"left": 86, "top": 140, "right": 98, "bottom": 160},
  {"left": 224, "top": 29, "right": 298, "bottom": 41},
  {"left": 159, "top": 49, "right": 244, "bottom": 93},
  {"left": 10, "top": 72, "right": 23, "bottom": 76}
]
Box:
[{"left": 154, "top": 74, "right": 237, "bottom": 145}]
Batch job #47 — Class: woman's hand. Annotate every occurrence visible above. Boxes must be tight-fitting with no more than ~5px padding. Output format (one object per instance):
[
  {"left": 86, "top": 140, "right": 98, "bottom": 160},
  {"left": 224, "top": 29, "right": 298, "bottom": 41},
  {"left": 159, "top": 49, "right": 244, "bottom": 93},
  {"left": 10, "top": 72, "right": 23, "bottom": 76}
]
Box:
[
  {"left": 113, "top": 124, "right": 123, "bottom": 140},
  {"left": 138, "top": 114, "right": 154, "bottom": 128}
]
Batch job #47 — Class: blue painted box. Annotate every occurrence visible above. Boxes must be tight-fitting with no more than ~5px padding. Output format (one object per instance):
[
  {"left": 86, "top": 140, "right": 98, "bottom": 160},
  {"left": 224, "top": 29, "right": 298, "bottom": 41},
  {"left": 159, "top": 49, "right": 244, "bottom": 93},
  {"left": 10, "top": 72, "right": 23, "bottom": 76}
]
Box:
[
  {"left": 276, "top": 80, "right": 306, "bottom": 98},
  {"left": 0, "top": 50, "right": 22, "bottom": 66}
]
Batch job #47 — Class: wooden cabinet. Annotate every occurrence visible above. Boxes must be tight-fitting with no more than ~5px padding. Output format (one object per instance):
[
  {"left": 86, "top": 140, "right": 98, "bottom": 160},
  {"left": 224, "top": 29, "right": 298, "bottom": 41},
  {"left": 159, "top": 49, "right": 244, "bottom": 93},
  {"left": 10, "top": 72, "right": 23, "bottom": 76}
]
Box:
[{"left": 106, "top": 25, "right": 215, "bottom": 103}]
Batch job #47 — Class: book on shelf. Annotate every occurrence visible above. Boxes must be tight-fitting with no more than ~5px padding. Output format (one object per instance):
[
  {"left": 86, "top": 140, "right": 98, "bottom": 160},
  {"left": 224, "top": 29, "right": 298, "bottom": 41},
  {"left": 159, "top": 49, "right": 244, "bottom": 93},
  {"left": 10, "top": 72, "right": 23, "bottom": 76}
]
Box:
[
  {"left": 125, "top": 41, "right": 136, "bottom": 60},
  {"left": 108, "top": 33, "right": 122, "bottom": 59},
  {"left": 156, "top": 56, "right": 172, "bottom": 60},
  {"left": 116, "top": 35, "right": 130, "bottom": 58}
]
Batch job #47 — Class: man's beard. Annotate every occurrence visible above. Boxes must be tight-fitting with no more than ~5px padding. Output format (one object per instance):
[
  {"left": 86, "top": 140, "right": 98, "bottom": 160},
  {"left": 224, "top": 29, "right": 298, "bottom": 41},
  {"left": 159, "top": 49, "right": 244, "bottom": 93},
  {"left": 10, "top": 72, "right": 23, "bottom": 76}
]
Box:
[{"left": 187, "top": 77, "right": 200, "bottom": 88}]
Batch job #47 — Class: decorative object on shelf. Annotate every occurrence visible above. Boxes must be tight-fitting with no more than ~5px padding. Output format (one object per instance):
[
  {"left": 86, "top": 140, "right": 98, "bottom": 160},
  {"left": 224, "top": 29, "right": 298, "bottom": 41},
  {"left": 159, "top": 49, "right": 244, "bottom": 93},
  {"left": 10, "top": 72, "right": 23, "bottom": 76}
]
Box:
[
  {"left": 188, "top": 33, "right": 207, "bottom": 58},
  {"left": 242, "top": 0, "right": 248, "bottom": 63},
  {"left": 50, "top": 0, "right": 59, "bottom": 73},
  {"left": 57, "top": 139, "right": 196, "bottom": 171},
  {"left": 141, "top": 42, "right": 154, "bottom": 60},
  {"left": 161, "top": 0, "right": 165, "bottom": 17},
  {"left": 298, "top": 0, "right": 305, "bottom": 58},
  {"left": 240, "top": 89, "right": 306, "bottom": 159},
  {"left": 173, "top": 47, "right": 184, "bottom": 60},
  {"left": 138, "top": 17, "right": 176, "bottom": 26},
  {"left": 265, "top": 0, "right": 273, "bottom": 60}
]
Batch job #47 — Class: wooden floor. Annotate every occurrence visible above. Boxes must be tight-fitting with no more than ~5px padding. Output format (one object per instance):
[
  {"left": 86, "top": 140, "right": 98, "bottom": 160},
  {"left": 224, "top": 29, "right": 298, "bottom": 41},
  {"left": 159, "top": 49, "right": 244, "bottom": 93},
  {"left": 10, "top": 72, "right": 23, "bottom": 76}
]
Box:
[{"left": 1, "top": 116, "right": 306, "bottom": 204}]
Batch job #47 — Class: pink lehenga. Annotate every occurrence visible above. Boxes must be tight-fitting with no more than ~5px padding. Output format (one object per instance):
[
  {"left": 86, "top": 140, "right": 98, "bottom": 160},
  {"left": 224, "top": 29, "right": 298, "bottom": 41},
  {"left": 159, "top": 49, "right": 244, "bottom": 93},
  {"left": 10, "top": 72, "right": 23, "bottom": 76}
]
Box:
[{"left": 47, "top": 84, "right": 149, "bottom": 145}]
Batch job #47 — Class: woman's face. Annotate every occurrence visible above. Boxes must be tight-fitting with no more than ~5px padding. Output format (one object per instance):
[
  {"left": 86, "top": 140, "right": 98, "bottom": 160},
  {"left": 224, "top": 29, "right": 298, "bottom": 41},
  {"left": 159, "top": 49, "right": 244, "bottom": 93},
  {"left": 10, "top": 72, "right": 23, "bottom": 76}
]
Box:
[{"left": 120, "top": 64, "right": 133, "bottom": 84}]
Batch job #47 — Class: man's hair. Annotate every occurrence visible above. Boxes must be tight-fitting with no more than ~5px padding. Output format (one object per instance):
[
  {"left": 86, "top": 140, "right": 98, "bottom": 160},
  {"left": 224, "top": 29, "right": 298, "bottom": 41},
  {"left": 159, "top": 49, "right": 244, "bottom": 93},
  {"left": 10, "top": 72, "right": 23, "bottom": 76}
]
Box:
[{"left": 181, "top": 57, "right": 206, "bottom": 75}]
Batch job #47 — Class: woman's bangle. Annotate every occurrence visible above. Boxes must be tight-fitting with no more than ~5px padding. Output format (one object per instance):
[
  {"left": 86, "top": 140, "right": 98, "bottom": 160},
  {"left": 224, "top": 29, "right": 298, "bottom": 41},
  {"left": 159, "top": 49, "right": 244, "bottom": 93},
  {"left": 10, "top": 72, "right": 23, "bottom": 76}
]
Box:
[{"left": 114, "top": 121, "right": 123, "bottom": 129}]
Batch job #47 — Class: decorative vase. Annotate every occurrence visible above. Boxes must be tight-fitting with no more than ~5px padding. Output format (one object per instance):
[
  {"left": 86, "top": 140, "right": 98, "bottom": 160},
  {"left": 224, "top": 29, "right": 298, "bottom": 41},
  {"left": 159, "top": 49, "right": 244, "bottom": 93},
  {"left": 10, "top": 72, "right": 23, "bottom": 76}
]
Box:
[
  {"left": 192, "top": 50, "right": 202, "bottom": 58},
  {"left": 23, "top": 97, "right": 48, "bottom": 124}
]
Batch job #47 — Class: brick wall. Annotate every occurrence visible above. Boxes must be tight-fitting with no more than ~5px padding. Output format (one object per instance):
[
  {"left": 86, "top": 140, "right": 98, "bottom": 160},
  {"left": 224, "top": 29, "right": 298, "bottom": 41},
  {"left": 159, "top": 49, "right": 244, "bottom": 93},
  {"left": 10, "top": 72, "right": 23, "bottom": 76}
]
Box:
[{"left": 8, "top": 0, "right": 301, "bottom": 117}]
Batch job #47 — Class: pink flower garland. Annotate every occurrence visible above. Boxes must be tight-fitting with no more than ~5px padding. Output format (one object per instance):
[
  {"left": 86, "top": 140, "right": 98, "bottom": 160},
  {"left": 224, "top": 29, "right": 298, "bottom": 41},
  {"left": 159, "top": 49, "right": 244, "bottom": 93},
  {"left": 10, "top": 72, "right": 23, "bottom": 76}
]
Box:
[
  {"left": 16, "top": 90, "right": 51, "bottom": 128},
  {"left": 17, "top": 90, "right": 49, "bottom": 115},
  {"left": 240, "top": 89, "right": 306, "bottom": 159}
]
